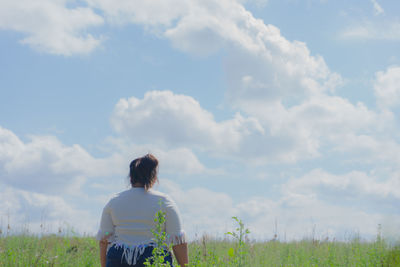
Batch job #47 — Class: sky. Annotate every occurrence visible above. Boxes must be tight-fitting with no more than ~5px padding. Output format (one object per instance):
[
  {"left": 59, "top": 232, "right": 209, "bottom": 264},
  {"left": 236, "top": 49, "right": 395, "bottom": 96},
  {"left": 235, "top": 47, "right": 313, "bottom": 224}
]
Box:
[{"left": 1, "top": 0, "right": 400, "bottom": 242}]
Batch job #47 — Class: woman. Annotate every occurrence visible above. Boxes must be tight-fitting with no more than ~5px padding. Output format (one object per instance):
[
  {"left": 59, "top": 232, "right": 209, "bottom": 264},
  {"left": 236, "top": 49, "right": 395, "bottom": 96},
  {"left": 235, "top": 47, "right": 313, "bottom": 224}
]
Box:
[{"left": 97, "top": 154, "right": 188, "bottom": 267}]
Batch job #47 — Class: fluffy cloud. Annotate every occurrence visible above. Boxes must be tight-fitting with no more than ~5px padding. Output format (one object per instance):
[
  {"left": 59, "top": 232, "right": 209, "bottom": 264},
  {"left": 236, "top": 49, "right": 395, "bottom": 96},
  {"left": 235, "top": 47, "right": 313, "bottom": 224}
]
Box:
[
  {"left": 329, "top": 131, "right": 400, "bottom": 166},
  {"left": 249, "top": 95, "right": 379, "bottom": 136},
  {"left": 243, "top": 198, "right": 384, "bottom": 241},
  {"left": 137, "top": 1, "right": 347, "bottom": 163},
  {"left": 160, "top": 174, "right": 399, "bottom": 241},
  {"left": 0, "top": 185, "right": 96, "bottom": 234},
  {"left": 286, "top": 96, "right": 378, "bottom": 136},
  {"left": 0, "top": 126, "right": 123, "bottom": 194},
  {"left": 0, "top": 126, "right": 211, "bottom": 235},
  {"left": 0, "top": 0, "right": 343, "bottom": 104},
  {"left": 283, "top": 169, "right": 400, "bottom": 205},
  {"left": 110, "top": 91, "right": 283, "bottom": 161},
  {"left": 0, "top": 125, "right": 209, "bottom": 195},
  {"left": 232, "top": 94, "right": 389, "bottom": 163},
  {"left": 86, "top": 0, "right": 188, "bottom": 26},
  {"left": 110, "top": 88, "right": 397, "bottom": 164},
  {"left": 1, "top": 119, "right": 399, "bottom": 241},
  {"left": 0, "top": 0, "right": 104, "bottom": 55},
  {"left": 276, "top": 95, "right": 390, "bottom": 152},
  {"left": 53, "top": 0, "right": 400, "bottom": 169},
  {"left": 111, "top": 90, "right": 227, "bottom": 148},
  {"left": 161, "top": 0, "right": 342, "bottom": 105},
  {"left": 111, "top": 91, "right": 330, "bottom": 163},
  {"left": 108, "top": 83, "right": 400, "bottom": 225},
  {"left": 161, "top": 180, "right": 238, "bottom": 237},
  {"left": 105, "top": 137, "right": 208, "bottom": 175},
  {"left": 374, "top": 66, "right": 400, "bottom": 108},
  {"left": 340, "top": 20, "right": 400, "bottom": 41},
  {"left": 277, "top": 168, "right": 400, "bottom": 238},
  {"left": 371, "top": 0, "right": 384, "bottom": 16}
]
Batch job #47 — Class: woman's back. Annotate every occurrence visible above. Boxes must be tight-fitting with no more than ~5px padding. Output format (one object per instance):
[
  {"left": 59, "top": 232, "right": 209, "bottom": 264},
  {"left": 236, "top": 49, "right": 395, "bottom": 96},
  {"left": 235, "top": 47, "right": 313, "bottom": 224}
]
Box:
[{"left": 98, "top": 187, "right": 185, "bottom": 246}]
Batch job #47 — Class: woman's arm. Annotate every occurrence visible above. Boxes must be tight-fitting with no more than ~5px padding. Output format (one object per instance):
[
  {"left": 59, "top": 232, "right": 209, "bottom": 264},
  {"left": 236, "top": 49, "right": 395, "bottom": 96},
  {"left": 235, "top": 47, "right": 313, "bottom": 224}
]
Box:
[
  {"left": 97, "top": 201, "right": 115, "bottom": 267},
  {"left": 172, "top": 243, "right": 188, "bottom": 267},
  {"left": 99, "top": 239, "right": 108, "bottom": 267}
]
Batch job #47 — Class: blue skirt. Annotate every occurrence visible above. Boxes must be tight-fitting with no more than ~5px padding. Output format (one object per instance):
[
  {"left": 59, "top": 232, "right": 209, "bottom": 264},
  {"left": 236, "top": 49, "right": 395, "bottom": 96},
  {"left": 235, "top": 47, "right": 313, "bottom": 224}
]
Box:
[{"left": 106, "top": 244, "right": 174, "bottom": 267}]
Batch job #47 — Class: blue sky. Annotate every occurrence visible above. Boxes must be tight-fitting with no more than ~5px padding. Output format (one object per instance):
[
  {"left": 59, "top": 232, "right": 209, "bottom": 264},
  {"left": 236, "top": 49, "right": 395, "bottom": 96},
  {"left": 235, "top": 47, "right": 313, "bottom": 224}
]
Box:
[{"left": 1, "top": 0, "right": 400, "bottom": 241}]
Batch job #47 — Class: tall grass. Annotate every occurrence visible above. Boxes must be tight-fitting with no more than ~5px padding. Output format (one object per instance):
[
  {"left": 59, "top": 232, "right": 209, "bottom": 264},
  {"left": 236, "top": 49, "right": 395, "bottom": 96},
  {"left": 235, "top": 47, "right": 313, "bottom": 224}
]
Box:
[
  {"left": 1, "top": 218, "right": 399, "bottom": 266},
  {"left": 1, "top": 234, "right": 399, "bottom": 266},
  {"left": 0, "top": 234, "right": 99, "bottom": 266},
  {"left": 186, "top": 238, "right": 400, "bottom": 266}
]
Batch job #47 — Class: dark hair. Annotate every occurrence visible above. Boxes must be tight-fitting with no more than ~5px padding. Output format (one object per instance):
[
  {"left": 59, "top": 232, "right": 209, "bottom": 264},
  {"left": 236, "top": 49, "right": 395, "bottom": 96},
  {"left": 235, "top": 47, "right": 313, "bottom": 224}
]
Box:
[{"left": 129, "top": 154, "right": 158, "bottom": 190}]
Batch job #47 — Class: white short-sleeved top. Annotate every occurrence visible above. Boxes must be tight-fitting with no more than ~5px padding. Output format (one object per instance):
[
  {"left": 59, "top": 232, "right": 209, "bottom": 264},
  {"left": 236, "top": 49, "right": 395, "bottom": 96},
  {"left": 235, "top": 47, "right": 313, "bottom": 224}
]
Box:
[{"left": 96, "top": 187, "right": 186, "bottom": 247}]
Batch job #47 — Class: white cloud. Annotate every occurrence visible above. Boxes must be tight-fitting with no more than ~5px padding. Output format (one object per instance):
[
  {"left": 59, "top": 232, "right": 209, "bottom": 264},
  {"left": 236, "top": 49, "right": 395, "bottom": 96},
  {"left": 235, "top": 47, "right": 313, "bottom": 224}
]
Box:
[
  {"left": 110, "top": 91, "right": 282, "bottom": 161},
  {"left": 110, "top": 89, "right": 396, "bottom": 164},
  {"left": 374, "top": 66, "right": 400, "bottom": 109},
  {"left": 111, "top": 90, "right": 225, "bottom": 148},
  {"left": 244, "top": 0, "right": 269, "bottom": 8},
  {"left": 255, "top": 167, "right": 399, "bottom": 239},
  {"left": 1, "top": 123, "right": 399, "bottom": 240},
  {"left": 157, "top": 148, "right": 206, "bottom": 175},
  {"left": 381, "top": 216, "right": 400, "bottom": 245},
  {"left": 371, "top": 0, "right": 384, "bottom": 16},
  {"left": 288, "top": 96, "right": 378, "bottom": 136},
  {"left": 330, "top": 132, "right": 400, "bottom": 166},
  {"left": 160, "top": 180, "right": 240, "bottom": 237},
  {"left": 161, "top": 0, "right": 342, "bottom": 105},
  {"left": 340, "top": 20, "right": 400, "bottom": 41},
  {"left": 0, "top": 185, "right": 96, "bottom": 234},
  {"left": 81, "top": 0, "right": 399, "bottom": 169},
  {"left": 283, "top": 169, "right": 400, "bottom": 202},
  {"left": 86, "top": 0, "right": 188, "bottom": 26},
  {"left": 280, "top": 95, "right": 391, "bottom": 153},
  {"left": 160, "top": 176, "right": 398, "bottom": 241},
  {"left": 246, "top": 166, "right": 400, "bottom": 240},
  {"left": 0, "top": 125, "right": 211, "bottom": 198},
  {"left": 86, "top": 0, "right": 341, "bottom": 101},
  {"left": 0, "top": 0, "right": 104, "bottom": 55},
  {"left": 235, "top": 93, "right": 392, "bottom": 164},
  {"left": 0, "top": 126, "right": 123, "bottom": 194},
  {"left": 275, "top": 168, "right": 400, "bottom": 238},
  {"left": 244, "top": 198, "right": 384, "bottom": 241},
  {"left": 105, "top": 137, "right": 208, "bottom": 176},
  {"left": 113, "top": 91, "right": 341, "bottom": 163}
]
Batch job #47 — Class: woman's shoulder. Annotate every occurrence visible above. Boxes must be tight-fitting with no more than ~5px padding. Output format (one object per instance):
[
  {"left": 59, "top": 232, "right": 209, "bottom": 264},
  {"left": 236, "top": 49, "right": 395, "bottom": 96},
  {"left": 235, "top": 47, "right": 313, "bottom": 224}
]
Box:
[
  {"left": 105, "top": 188, "right": 133, "bottom": 205},
  {"left": 105, "top": 188, "right": 175, "bottom": 207},
  {"left": 148, "top": 189, "right": 177, "bottom": 203},
  {"left": 112, "top": 188, "right": 132, "bottom": 198},
  {"left": 147, "top": 188, "right": 170, "bottom": 199}
]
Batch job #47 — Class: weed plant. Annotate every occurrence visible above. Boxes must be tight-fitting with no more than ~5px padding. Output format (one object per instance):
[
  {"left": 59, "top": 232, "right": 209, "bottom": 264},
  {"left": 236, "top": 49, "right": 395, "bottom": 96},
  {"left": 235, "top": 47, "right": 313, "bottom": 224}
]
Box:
[
  {"left": 144, "top": 203, "right": 172, "bottom": 267},
  {"left": 225, "top": 216, "right": 251, "bottom": 267}
]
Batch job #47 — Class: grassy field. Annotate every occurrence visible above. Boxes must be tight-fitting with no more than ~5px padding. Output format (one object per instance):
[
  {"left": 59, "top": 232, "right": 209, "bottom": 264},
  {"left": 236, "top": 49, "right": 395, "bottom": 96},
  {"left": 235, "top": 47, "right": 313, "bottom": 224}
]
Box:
[
  {"left": 1, "top": 234, "right": 400, "bottom": 266},
  {"left": 1, "top": 217, "right": 399, "bottom": 266}
]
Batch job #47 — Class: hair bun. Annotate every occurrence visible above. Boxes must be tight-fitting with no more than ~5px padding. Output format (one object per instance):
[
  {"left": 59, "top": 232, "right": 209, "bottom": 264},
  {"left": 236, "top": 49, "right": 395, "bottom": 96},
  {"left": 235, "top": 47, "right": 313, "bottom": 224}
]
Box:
[{"left": 129, "top": 154, "right": 159, "bottom": 190}]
